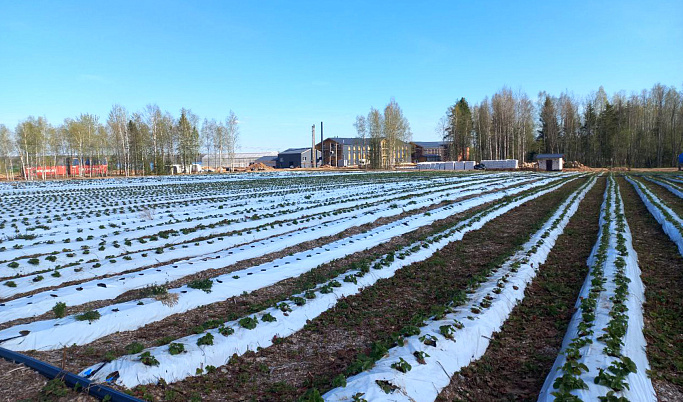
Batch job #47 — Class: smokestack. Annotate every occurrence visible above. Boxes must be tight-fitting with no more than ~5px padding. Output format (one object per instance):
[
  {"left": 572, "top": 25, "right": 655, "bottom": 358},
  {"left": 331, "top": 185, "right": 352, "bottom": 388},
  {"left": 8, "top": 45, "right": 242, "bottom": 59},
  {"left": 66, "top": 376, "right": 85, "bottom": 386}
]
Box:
[
  {"left": 320, "top": 121, "right": 323, "bottom": 166},
  {"left": 311, "top": 125, "right": 316, "bottom": 168}
]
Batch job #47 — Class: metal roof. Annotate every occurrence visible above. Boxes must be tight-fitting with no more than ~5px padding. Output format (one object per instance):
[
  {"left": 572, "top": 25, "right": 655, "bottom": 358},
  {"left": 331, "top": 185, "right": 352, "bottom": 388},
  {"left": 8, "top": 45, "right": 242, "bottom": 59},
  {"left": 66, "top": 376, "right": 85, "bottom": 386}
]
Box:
[
  {"left": 254, "top": 156, "right": 277, "bottom": 162},
  {"left": 279, "top": 148, "right": 313, "bottom": 154},
  {"left": 534, "top": 153, "right": 564, "bottom": 159},
  {"left": 201, "top": 152, "right": 277, "bottom": 158},
  {"left": 324, "top": 137, "right": 370, "bottom": 146},
  {"left": 412, "top": 141, "right": 447, "bottom": 148}
]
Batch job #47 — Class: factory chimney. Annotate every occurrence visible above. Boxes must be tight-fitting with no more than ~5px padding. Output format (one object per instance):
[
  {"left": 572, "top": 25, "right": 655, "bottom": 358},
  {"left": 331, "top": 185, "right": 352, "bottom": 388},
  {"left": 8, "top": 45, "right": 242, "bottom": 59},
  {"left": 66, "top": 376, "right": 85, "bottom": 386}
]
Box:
[{"left": 311, "top": 125, "right": 316, "bottom": 168}]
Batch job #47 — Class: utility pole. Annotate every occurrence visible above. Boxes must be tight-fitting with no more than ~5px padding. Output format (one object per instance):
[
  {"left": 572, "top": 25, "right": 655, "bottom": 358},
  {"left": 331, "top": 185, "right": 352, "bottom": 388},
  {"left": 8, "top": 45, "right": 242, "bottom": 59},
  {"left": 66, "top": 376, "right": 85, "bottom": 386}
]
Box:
[{"left": 311, "top": 124, "right": 316, "bottom": 168}]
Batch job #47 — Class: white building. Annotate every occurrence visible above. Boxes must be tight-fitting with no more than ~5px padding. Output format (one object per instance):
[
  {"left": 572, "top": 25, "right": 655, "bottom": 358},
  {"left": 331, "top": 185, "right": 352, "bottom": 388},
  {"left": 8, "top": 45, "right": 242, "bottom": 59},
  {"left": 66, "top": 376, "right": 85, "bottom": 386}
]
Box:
[{"left": 535, "top": 154, "right": 564, "bottom": 171}]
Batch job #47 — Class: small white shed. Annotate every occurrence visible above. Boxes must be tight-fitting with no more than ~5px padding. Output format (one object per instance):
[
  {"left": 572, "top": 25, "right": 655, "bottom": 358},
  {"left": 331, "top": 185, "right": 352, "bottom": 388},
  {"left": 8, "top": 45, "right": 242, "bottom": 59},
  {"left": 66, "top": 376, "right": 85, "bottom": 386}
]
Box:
[{"left": 535, "top": 154, "right": 564, "bottom": 171}]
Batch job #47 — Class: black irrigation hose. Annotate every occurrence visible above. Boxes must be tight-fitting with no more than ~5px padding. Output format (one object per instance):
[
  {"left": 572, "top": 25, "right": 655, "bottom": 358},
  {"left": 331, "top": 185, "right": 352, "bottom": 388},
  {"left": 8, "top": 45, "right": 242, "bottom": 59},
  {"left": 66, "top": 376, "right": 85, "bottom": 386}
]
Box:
[{"left": 0, "top": 346, "right": 143, "bottom": 402}]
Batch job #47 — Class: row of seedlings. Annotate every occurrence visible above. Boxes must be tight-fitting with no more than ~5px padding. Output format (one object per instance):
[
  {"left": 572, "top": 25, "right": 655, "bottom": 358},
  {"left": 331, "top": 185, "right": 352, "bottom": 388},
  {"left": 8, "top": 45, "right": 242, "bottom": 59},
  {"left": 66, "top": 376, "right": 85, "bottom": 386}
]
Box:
[
  {"left": 642, "top": 175, "right": 683, "bottom": 198},
  {"left": 79, "top": 174, "right": 580, "bottom": 388},
  {"left": 538, "top": 176, "right": 655, "bottom": 401},
  {"left": 626, "top": 176, "right": 683, "bottom": 255},
  {"left": 0, "top": 171, "right": 446, "bottom": 259},
  {"left": 323, "top": 176, "right": 596, "bottom": 401}
]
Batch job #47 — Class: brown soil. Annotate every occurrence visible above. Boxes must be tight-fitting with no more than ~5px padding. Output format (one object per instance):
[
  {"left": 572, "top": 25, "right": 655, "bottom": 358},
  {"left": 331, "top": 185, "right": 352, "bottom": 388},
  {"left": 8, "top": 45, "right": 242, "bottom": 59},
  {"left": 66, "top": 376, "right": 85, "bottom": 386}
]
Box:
[
  {"left": 111, "top": 177, "right": 586, "bottom": 401},
  {"left": 0, "top": 358, "right": 97, "bottom": 402},
  {"left": 618, "top": 177, "right": 683, "bottom": 400},
  {"left": 245, "top": 162, "right": 275, "bottom": 171},
  {"left": 436, "top": 177, "right": 605, "bottom": 401}
]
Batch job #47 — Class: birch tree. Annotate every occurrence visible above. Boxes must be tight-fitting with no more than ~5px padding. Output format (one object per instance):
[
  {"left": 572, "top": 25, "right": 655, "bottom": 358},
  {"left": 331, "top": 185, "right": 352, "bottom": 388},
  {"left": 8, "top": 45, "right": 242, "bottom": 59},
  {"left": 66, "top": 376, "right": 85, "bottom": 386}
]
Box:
[
  {"left": 145, "top": 104, "right": 163, "bottom": 174},
  {"left": 367, "top": 108, "right": 383, "bottom": 169},
  {"left": 201, "top": 118, "right": 217, "bottom": 170},
  {"left": 107, "top": 105, "right": 130, "bottom": 176},
  {"left": 225, "top": 110, "right": 239, "bottom": 171},
  {"left": 0, "top": 124, "right": 14, "bottom": 180},
  {"left": 383, "top": 98, "right": 411, "bottom": 167},
  {"left": 354, "top": 115, "right": 367, "bottom": 166},
  {"left": 16, "top": 117, "right": 48, "bottom": 180}
]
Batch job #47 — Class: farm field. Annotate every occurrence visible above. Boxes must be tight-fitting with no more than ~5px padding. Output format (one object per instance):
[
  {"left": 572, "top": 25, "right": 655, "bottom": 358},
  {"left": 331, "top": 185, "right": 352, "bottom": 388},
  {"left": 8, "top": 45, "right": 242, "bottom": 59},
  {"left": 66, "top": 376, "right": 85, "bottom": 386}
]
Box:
[{"left": 0, "top": 171, "right": 681, "bottom": 402}]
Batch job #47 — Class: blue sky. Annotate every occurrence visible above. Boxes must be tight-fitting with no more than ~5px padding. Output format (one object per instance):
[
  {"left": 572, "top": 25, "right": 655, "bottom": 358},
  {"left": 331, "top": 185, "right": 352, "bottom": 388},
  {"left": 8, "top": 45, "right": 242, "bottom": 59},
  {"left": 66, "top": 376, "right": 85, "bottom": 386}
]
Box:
[{"left": 1, "top": 1, "right": 681, "bottom": 151}]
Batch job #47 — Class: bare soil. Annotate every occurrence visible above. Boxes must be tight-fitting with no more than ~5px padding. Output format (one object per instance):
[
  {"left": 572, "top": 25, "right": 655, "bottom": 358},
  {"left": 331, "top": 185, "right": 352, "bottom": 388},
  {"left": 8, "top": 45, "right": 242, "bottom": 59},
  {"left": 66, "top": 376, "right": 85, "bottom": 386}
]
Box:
[
  {"left": 0, "top": 358, "right": 97, "bottom": 402},
  {"left": 436, "top": 176, "right": 604, "bottom": 401}
]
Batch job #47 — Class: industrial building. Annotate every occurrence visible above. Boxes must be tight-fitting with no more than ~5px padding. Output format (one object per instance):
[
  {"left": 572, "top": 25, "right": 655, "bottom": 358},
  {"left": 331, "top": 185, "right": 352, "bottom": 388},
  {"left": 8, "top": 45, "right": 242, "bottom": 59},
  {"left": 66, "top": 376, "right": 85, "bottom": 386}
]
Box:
[
  {"left": 411, "top": 142, "right": 448, "bottom": 162},
  {"left": 252, "top": 155, "right": 277, "bottom": 168},
  {"left": 276, "top": 148, "right": 321, "bottom": 169},
  {"left": 316, "top": 137, "right": 411, "bottom": 167}
]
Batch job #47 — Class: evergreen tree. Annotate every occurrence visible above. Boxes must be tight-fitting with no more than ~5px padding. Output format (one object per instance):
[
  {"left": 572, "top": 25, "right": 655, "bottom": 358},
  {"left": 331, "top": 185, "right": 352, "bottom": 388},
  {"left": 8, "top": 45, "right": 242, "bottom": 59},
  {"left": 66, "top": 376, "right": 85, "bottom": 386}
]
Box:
[
  {"left": 177, "top": 110, "right": 194, "bottom": 170},
  {"left": 537, "top": 96, "right": 559, "bottom": 153},
  {"left": 445, "top": 98, "right": 472, "bottom": 160},
  {"left": 597, "top": 101, "right": 618, "bottom": 166},
  {"left": 580, "top": 102, "right": 598, "bottom": 166}
]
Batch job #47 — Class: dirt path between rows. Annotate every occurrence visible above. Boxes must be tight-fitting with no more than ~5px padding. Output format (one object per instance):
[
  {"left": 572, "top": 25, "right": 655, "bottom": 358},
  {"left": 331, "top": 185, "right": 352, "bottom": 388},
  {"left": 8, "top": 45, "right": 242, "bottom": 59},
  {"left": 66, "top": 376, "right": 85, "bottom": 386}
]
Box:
[
  {"left": 0, "top": 358, "right": 97, "bottom": 402},
  {"left": 114, "top": 178, "right": 586, "bottom": 401},
  {"left": 618, "top": 176, "right": 683, "bottom": 401},
  {"left": 436, "top": 176, "right": 604, "bottom": 401}
]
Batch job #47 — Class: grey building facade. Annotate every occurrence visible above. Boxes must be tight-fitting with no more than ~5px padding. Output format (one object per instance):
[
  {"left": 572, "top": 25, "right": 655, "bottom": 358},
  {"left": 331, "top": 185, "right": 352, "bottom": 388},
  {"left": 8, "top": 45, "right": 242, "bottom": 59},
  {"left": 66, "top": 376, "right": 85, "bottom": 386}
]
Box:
[{"left": 276, "top": 148, "right": 321, "bottom": 168}]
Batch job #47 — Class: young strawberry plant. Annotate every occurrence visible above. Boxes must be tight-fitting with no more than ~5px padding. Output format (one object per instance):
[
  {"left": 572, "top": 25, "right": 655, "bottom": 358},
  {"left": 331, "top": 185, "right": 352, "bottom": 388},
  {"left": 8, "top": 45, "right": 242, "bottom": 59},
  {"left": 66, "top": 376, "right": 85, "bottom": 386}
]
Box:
[
  {"left": 196, "top": 333, "right": 214, "bottom": 346},
  {"left": 168, "top": 343, "right": 185, "bottom": 355},
  {"left": 139, "top": 351, "right": 159, "bottom": 366}
]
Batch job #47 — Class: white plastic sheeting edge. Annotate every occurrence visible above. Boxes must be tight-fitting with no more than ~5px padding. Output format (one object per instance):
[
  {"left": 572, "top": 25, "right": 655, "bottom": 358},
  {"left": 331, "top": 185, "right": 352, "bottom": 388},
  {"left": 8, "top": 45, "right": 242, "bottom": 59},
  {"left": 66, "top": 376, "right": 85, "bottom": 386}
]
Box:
[
  {"left": 627, "top": 177, "right": 683, "bottom": 256},
  {"left": 323, "top": 176, "right": 594, "bottom": 402},
  {"left": 643, "top": 176, "right": 683, "bottom": 199},
  {"left": 538, "top": 177, "right": 656, "bottom": 401},
  {"left": 665, "top": 176, "right": 683, "bottom": 185},
  {"left": 78, "top": 176, "right": 582, "bottom": 388},
  {"left": 0, "top": 177, "right": 571, "bottom": 351}
]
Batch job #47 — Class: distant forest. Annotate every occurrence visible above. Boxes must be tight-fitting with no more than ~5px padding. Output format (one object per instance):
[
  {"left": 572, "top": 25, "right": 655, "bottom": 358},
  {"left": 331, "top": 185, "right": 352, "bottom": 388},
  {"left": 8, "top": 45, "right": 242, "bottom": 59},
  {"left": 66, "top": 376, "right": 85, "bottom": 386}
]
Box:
[
  {"left": 439, "top": 83, "right": 682, "bottom": 168},
  {"left": 0, "top": 105, "right": 239, "bottom": 179},
  {"left": 0, "top": 83, "right": 681, "bottom": 180}
]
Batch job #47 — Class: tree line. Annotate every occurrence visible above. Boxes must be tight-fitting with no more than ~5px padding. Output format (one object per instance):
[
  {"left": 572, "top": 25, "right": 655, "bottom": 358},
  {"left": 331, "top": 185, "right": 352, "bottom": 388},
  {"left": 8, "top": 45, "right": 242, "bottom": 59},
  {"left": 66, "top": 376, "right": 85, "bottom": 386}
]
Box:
[
  {"left": 354, "top": 98, "right": 412, "bottom": 169},
  {"left": 439, "top": 83, "right": 682, "bottom": 167},
  {"left": 0, "top": 104, "right": 239, "bottom": 179}
]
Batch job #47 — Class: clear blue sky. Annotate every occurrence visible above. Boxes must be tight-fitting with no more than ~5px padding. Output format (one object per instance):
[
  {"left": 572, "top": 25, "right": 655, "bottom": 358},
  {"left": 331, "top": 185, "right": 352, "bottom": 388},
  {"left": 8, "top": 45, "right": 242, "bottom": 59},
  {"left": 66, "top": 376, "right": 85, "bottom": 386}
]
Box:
[{"left": 1, "top": 1, "right": 681, "bottom": 152}]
